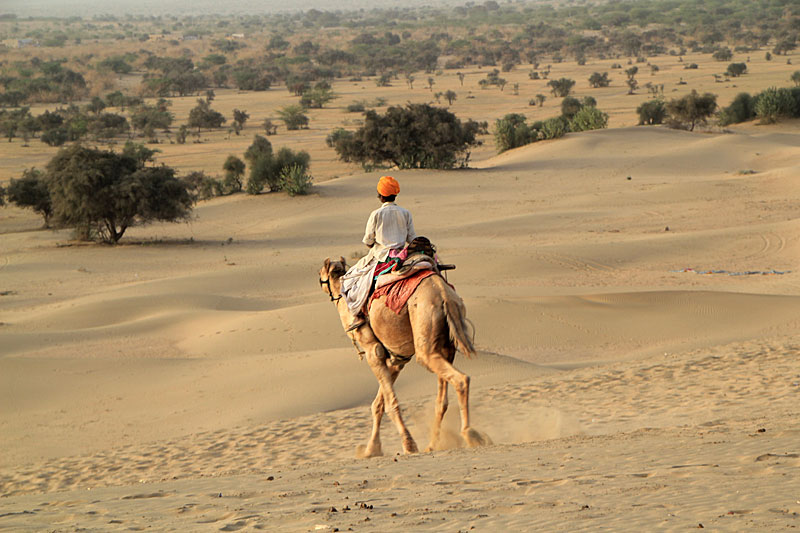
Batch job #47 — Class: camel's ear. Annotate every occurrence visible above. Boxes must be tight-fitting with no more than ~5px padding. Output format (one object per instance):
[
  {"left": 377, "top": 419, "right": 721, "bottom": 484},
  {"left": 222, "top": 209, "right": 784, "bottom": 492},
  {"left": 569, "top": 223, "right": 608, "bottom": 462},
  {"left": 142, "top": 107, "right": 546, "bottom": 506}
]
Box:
[
  {"left": 340, "top": 256, "right": 346, "bottom": 267},
  {"left": 324, "top": 257, "right": 331, "bottom": 269}
]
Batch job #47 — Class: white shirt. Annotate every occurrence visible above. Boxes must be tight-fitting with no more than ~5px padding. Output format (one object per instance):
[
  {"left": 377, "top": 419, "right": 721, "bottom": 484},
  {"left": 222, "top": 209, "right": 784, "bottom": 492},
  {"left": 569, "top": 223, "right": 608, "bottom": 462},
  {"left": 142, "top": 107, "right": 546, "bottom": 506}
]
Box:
[{"left": 362, "top": 202, "right": 416, "bottom": 260}]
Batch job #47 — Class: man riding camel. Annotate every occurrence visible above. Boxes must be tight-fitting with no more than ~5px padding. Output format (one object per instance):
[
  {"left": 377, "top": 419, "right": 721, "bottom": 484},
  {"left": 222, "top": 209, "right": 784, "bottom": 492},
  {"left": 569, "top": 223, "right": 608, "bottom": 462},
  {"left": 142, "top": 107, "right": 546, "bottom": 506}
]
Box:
[{"left": 341, "top": 176, "right": 416, "bottom": 331}]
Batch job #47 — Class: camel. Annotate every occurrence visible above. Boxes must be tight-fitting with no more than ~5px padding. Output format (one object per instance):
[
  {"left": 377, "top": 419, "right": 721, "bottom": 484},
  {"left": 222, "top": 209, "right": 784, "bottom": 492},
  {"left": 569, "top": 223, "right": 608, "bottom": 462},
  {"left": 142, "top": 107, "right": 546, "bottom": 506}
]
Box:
[{"left": 319, "top": 257, "right": 487, "bottom": 457}]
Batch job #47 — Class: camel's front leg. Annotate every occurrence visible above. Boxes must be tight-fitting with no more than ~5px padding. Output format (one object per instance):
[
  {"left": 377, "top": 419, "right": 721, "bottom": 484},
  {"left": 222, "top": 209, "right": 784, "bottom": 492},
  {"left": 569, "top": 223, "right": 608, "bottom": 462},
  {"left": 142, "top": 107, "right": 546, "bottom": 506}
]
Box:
[
  {"left": 358, "top": 365, "right": 397, "bottom": 458},
  {"left": 365, "top": 345, "right": 418, "bottom": 454},
  {"left": 425, "top": 377, "right": 448, "bottom": 452}
]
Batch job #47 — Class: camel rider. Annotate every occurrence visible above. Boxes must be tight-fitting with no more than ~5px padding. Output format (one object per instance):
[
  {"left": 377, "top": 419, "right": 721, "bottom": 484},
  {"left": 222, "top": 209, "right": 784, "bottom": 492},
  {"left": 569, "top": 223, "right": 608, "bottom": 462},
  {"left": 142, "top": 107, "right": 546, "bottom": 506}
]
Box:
[{"left": 342, "top": 176, "right": 416, "bottom": 331}]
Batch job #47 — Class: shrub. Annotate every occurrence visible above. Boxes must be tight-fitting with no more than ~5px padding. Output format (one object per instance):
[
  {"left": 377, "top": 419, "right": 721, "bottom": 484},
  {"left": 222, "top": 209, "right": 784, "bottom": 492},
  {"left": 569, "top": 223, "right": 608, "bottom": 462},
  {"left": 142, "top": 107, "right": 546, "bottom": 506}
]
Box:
[
  {"left": 717, "top": 92, "right": 756, "bottom": 125},
  {"left": 222, "top": 155, "right": 245, "bottom": 193},
  {"left": 570, "top": 106, "right": 609, "bottom": 132},
  {"left": 7, "top": 168, "right": 53, "bottom": 226},
  {"left": 276, "top": 104, "right": 309, "bottom": 130},
  {"left": 560, "top": 96, "right": 582, "bottom": 119},
  {"left": 280, "top": 164, "right": 313, "bottom": 196},
  {"left": 328, "top": 103, "right": 486, "bottom": 169},
  {"left": 754, "top": 87, "right": 796, "bottom": 124},
  {"left": 665, "top": 90, "right": 717, "bottom": 131},
  {"left": 637, "top": 99, "right": 667, "bottom": 125},
  {"left": 183, "top": 171, "right": 223, "bottom": 200},
  {"left": 726, "top": 63, "right": 747, "bottom": 77},
  {"left": 588, "top": 72, "right": 610, "bottom": 88},
  {"left": 245, "top": 137, "right": 311, "bottom": 194},
  {"left": 547, "top": 77, "right": 576, "bottom": 97},
  {"left": 493, "top": 113, "right": 537, "bottom": 153},
  {"left": 539, "top": 116, "right": 570, "bottom": 140},
  {"left": 187, "top": 98, "right": 225, "bottom": 132}
]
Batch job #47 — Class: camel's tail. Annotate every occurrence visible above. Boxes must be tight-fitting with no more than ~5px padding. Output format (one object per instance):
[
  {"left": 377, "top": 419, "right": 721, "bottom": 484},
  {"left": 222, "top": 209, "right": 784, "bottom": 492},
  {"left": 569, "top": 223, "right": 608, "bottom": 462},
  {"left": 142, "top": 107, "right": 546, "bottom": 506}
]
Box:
[{"left": 443, "top": 291, "right": 476, "bottom": 358}]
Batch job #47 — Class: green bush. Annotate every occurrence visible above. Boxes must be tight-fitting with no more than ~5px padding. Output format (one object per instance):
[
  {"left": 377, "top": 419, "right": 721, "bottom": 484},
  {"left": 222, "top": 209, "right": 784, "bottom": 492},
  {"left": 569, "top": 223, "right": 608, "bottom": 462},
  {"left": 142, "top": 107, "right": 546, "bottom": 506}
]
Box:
[
  {"left": 280, "top": 164, "right": 314, "bottom": 196},
  {"left": 570, "top": 106, "right": 609, "bottom": 132},
  {"left": 493, "top": 113, "right": 537, "bottom": 153},
  {"left": 755, "top": 87, "right": 797, "bottom": 124},
  {"left": 560, "top": 96, "right": 582, "bottom": 119},
  {"left": 637, "top": 99, "right": 667, "bottom": 125},
  {"left": 718, "top": 92, "right": 756, "bottom": 125},
  {"left": 539, "top": 116, "right": 570, "bottom": 140}
]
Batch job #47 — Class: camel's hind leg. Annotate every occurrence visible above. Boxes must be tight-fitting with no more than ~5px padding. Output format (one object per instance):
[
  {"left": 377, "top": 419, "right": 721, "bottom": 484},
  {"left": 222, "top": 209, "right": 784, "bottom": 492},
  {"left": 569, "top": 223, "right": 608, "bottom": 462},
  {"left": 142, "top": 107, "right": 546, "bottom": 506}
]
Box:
[
  {"left": 364, "top": 344, "right": 418, "bottom": 455},
  {"left": 425, "top": 377, "right": 448, "bottom": 452},
  {"left": 423, "top": 355, "right": 486, "bottom": 448}
]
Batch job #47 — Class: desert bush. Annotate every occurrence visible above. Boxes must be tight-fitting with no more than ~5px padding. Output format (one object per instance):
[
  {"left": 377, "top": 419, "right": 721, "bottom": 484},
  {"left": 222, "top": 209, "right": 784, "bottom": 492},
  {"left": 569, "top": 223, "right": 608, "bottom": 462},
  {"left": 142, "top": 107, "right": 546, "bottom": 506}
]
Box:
[
  {"left": 276, "top": 105, "right": 309, "bottom": 130},
  {"left": 665, "top": 90, "right": 717, "bottom": 131},
  {"left": 547, "top": 78, "right": 576, "bottom": 97},
  {"left": 44, "top": 144, "right": 193, "bottom": 243},
  {"left": 588, "top": 72, "right": 611, "bottom": 88},
  {"left": 183, "top": 171, "right": 224, "bottom": 200},
  {"left": 539, "top": 116, "right": 570, "bottom": 140},
  {"left": 493, "top": 113, "right": 537, "bottom": 153},
  {"left": 327, "top": 103, "right": 486, "bottom": 170},
  {"left": 637, "top": 99, "right": 667, "bottom": 125},
  {"left": 188, "top": 98, "right": 225, "bottom": 132},
  {"left": 570, "top": 106, "right": 608, "bottom": 132},
  {"left": 280, "top": 164, "right": 313, "bottom": 196},
  {"left": 754, "top": 87, "right": 797, "bottom": 124},
  {"left": 245, "top": 135, "right": 310, "bottom": 194},
  {"left": 6, "top": 168, "right": 53, "bottom": 226},
  {"left": 712, "top": 48, "right": 733, "bottom": 61},
  {"left": 726, "top": 63, "right": 747, "bottom": 77},
  {"left": 560, "top": 96, "right": 583, "bottom": 119},
  {"left": 222, "top": 155, "right": 245, "bottom": 193},
  {"left": 717, "top": 92, "right": 756, "bottom": 125}
]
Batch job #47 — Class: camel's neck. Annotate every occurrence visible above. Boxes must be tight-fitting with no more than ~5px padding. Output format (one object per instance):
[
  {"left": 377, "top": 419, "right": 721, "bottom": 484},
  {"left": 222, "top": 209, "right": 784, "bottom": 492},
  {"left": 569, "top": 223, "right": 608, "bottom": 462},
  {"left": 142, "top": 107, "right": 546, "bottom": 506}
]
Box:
[{"left": 328, "top": 277, "right": 352, "bottom": 327}]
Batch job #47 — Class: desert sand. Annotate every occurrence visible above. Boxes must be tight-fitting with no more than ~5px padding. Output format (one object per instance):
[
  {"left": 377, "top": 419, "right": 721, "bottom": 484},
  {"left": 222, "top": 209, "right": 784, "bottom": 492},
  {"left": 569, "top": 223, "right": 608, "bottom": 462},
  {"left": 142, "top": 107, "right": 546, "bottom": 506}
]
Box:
[{"left": 2, "top": 58, "right": 800, "bottom": 530}]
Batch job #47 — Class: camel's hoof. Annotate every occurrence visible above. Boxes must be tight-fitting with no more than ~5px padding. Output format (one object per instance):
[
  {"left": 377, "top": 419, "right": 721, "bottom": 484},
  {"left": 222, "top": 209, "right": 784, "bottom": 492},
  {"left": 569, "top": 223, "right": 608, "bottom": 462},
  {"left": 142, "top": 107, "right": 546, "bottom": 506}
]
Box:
[
  {"left": 462, "top": 428, "right": 492, "bottom": 448},
  {"left": 403, "top": 437, "right": 419, "bottom": 454},
  {"left": 356, "top": 444, "right": 383, "bottom": 458}
]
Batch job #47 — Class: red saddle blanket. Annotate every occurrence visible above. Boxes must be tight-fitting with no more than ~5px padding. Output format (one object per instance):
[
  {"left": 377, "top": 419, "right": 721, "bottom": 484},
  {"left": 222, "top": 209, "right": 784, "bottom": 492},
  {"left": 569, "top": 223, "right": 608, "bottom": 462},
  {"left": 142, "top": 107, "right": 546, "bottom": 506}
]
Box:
[{"left": 370, "top": 269, "right": 435, "bottom": 314}]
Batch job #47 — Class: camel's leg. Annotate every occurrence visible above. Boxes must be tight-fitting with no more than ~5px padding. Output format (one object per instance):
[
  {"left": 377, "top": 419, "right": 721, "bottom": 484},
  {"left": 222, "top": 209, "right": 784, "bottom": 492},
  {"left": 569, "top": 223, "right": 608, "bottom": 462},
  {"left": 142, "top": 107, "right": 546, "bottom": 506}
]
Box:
[
  {"left": 364, "top": 345, "right": 418, "bottom": 454},
  {"left": 361, "top": 366, "right": 400, "bottom": 458},
  {"left": 423, "top": 355, "right": 485, "bottom": 448},
  {"left": 426, "top": 377, "right": 448, "bottom": 452}
]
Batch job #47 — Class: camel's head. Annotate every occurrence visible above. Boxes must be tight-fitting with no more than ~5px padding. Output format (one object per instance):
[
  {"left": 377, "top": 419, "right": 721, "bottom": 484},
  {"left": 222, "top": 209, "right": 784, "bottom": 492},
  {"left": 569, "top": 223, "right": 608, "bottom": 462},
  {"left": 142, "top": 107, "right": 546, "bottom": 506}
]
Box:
[{"left": 319, "top": 257, "right": 347, "bottom": 299}]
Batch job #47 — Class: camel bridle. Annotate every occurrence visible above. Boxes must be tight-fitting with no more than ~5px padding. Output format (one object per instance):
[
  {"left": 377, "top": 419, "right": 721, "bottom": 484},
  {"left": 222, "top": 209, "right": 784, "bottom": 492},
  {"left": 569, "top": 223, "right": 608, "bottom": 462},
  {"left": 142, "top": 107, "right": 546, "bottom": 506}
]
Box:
[{"left": 319, "top": 273, "right": 343, "bottom": 303}]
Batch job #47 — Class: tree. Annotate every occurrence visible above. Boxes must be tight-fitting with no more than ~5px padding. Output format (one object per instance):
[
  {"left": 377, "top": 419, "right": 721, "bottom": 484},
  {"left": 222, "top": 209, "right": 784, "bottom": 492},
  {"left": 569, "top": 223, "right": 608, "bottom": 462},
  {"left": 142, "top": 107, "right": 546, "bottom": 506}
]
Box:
[
  {"left": 44, "top": 144, "right": 193, "bottom": 243},
  {"left": 245, "top": 136, "right": 310, "bottom": 195},
  {"left": 327, "top": 103, "right": 486, "bottom": 169},
  {"left": 547, "top": 78, "right": 575, "bottom": 97},
  {"left": 300, "top": 86, "right": 337, "bottom": 109},
  {"left": 444, "top": 90, "right": 457, "bottom": 105},
  {"left": 263, "top": 119, "right": 278, "bottom": 135},
  {"left": 187, "top": 98, "right": 226, "bottom": 132},
  {"left": 405, "top": 73, "right": 415, "bottom": 89},
  {"left": 276, "top": 105, "right": 309, "bottom": 130},
  {"left": 792, "top": 71, "right": 800, "bottom": 87},
  {"left": 588, "top": 72, "right": 610, "bottom": 88},
  {"left": 726, "top": 63, "right": 747, "bottom": 77},
  {"left": 222, "top": 155, "right": 245, "bottom": 192},
  {"left": 637, "top": 99, "right": 667, "bottom": 125},
  {"left": 232, "top": 108, "right": 249, "bottom": 135},
  {"left": 427, "top": 76, "right": 435, "bottom": 91},
  {"left": 535, "top": 94, "right": 547, "bottom": 106},
  {"left": 6, "top": 168, "right": 53, "bottom": 226},
  {"left": 457, "top": 72, "right": 465, "bottom": 86},
  {"left": 665, "top": 90, "right": 717, "bottom": 131}
]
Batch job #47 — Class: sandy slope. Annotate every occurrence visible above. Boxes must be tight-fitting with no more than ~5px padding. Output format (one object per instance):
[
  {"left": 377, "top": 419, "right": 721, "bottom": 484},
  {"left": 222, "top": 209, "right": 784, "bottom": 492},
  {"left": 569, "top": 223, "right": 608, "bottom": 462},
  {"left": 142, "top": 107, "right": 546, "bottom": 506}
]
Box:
[{"left": 1, "top": 125, "right": 799, "bottom": 530}]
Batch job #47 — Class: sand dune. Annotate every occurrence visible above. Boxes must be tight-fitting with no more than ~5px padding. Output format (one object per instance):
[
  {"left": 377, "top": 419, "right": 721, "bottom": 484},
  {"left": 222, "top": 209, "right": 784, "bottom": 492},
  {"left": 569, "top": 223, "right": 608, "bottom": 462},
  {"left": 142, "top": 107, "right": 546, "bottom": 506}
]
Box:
[{"left": 2, "top": 125, "right": 799, "bottom": 530}]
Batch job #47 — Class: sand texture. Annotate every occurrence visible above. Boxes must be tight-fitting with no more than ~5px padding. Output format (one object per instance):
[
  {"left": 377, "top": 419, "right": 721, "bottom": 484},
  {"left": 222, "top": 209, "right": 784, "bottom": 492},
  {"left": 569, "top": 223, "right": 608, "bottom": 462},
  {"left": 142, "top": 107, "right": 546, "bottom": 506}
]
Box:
[{"left": 2, "top": 123, "right": 799, "bottom": 531}]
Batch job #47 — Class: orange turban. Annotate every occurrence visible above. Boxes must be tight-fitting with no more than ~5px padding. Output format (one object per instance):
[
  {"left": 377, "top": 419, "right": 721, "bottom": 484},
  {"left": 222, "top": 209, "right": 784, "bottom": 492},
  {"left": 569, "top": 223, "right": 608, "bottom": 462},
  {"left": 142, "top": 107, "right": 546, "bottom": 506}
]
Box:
[{"left": 377, "top": 176, "right": 400, "bottom": 196}]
